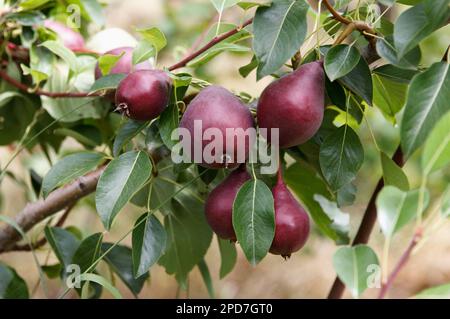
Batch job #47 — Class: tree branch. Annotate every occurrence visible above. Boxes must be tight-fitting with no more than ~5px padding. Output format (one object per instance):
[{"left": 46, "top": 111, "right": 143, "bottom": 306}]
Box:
[
  {"left": 378, "top": 230, "right": 422, "bottom": 299},
  {"left": 0, "top": 167, "right": 105, "bottom": 253},
  {"left": 327, "top": 146, "right": 404, "bottom": 299},
  {"left": 323, "top": 0, "right": 351, "bottom": 25}
]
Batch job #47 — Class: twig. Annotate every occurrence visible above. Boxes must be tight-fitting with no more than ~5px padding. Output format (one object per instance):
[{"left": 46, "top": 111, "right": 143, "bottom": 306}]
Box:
[
  {"left": 0, "top": 167, "right": 105, "bottom": 253},
  {"left": 323, "top": 0, "right": 351, "bottom": 24},
  {"left": 327, "top": 146, "right": 403, "bottom": 299},
  {"left": 9, "top": 203, "right": 76, "bottom": 252},
  {"left": 378, "top": 230, "right": 423, "bottom": 299},
  {"left": 0, "top": 69, "right": 98, "bottom": 98},
  {"left": 168, "top": 18, "right": 253, "bottom": 71}
]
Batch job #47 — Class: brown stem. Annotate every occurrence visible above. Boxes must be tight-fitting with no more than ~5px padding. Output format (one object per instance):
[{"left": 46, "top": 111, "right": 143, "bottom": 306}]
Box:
[
  {"left": 333, "top": 23, "right": 356, "bottom": 46},
  {"left": 323, "top": 0, "right": 351, "bottom": 25},
  {"left": 0, "top": 167, "right": 105, "bottom": 253},
  {"left": 327, "top": 146, "right": 404, "bottom": 299},
  {"left": 9, "top": 203, "right": 76, "bottom": 252},
  {"left": 168, "top": 18, "right": 253, "bottom": 71},
  {"left": 378, "top": 230, "right": 422, "bottom": 299},
  {"left": 0, "top": 69, "right": 98, "bottom": 98}
]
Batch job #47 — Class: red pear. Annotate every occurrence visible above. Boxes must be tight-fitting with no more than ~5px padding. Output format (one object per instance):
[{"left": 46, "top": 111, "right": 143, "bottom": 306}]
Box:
[
  {"left": 257, "top": 61, "right": 325, "bottom": 148},
  {"left": 44, "top": 20, "right": 85, "bottom": 51},
  {"left": 205, "top": 165, "right": 251, "bottom": 240}
]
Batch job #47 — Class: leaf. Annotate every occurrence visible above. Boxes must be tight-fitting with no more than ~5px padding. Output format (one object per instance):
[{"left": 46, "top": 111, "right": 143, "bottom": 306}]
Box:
[
  {"left": 253, "top": 0, "right": 309, "bottom": 78},
  {"left": 19, "top": 0, "right": 51, "bottom": 10},
  {"left": 40, "top": 41, "right": 79, "bottom": 72},
  {"left": 217, "top": 238, "right": 237, "bottom": 279},
  {"left": 96, "top": 151, "right": 152, "bottom": 230},
  {"left": 339, "top": 57, "right": 373, "bottom": 105},
  {"left": 441, "top": 186, "right": 450, "bottom": 218},
  {"left": 380, "top": 152, "right": 409, "bottom": 191},
  {"left": 136, "top": 27, "right": 167, "bottom": 52},
  {"left": 376, "top": 186, "right": 429, "bottom": 238},
  {"left": 80, "top": 0, "right": 105, "bottom": 26},
  {"left": 21, "top": 64, "right": 48, "bottom": 87},
  {"left": 89, "top": 74, "right": 126, "bottom": 94},
  {"left": 400, "top": 62, "right": 450, "bottom": 158},
  {"left": 42, "top": 152, "right": 104, "bottom": 198},
  {"left": 210, "top": 0, "right": 240, "bottom": 11},
  {"left": 319, "top": 125, "right": 364, "bottom": 191},
  {"left": 72, "top": 233, "right": 103, "bottom": 273},
  {"left": 239, "top": 55, "right": 259, "bottom": 78},
  {"left": 41, "top": 264, "right": 62, "bottom": 279},
  {"left": 158, "top": 103, "right": 180, "bottom": 149},
  {"left": 79, "top": 273, "right": 122, "bottom": 299},
  {"left": 238, "top": 1, "right": 271, "bottom": 10},
  {"left": 313, "top": 195, "right": 350, "bottom": 240},
  {"left": 232, "top": 179, "right": 275, "bottom": 265},
  {"left": 97, "top": 52, "right": 125, "bottom": 77},
  {"left": 333, "top": 245, "right": 379, "bottom": 298},
  {"left": 53, "top": 128, "right": 100, "bottom": 148},
  {"left": 0, "top": 92, "right": 27, "bottom": 109},
  {"left": 113, "top": 120, "right": 148, "bottom": 157},
  {"left": 197, "top": 260, "right": 215, "bottom": 298},
  {"left": 187, "top": 43, "right": 250, "bottom": 68},
  {"left": 159, "top": 195, "right": 213, "bottom": 286},
  {"left": 394, "top": 0, "right": 450, "bottom": 58},
  {"left": 422, "top": 111, "right": 450, "bottom": 174},
  {"left": 132, "top": 213, "right": 167, "bottom": 278},
  {"left": 5, "top": 11, "right": 45, "bottom": 26},
  {"left": 132, "top": 40, "right": 155, "bottom": 65},
  {"left": 373, "top": 74, "right": 408, "bottom": 122},
  {"left": 376, "top": 35, "right": 421, "bottom": 70},
  {"left": 285, "top": 162, "right": 348, "bottom": 243},
  {"left": 415, "top": 283, "right": 450, "bottom": 299},
  {"left": 102, "top": 244, "right": 148, "bottom": 295},
  {"left": 44, "top": 227, "right": 80, "bottom": 268},
  {"left": 0, "top": 264, "right": 29, "bottom": 299},
  {"left": 373, "top": 65, "right": 418, "bottom": 83},
  {"left": 324, "top": 44, "right": 361, "bottom": 82}
]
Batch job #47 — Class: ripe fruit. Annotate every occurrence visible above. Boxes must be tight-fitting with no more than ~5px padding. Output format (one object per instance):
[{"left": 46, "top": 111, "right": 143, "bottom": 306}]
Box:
[
  {"left": 179, "top": 86, "right": 255, "bottom": 169},
  {"left": 205, "top": 165, "right": 251, "bottom": 240},
  {"left": 115, "top": 70, "right": 172, "bottom": 121},
  {"left": 44, "top": 20, "right": 85, "bottom": 51},
  {"left": 257, "top": 61, "right": 325, "bottom": 148},
  {"left": 270, "top": 169, "right": 310, "bottom": 258},
  {"left": 94, "top": 47, "right": 152, "bottom": 79}
]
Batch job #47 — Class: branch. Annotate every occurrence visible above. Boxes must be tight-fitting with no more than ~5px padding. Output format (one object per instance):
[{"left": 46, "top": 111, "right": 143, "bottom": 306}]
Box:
[
  {"left": 9, "top": 203, "right": 76, "bottom": 252},
  {"left": 323, "top": 0, "right": 351, "bottom": 25},
  {"left": 0, "top": 167, "right": 105, "bottom": 253},
  {"left": 327, "top": 146, "right": 404, "bottom": 299},
  {"left": 378, "top": 230, "right": 422, "bottom": 299},
  {"left": 168, "top": 18, "right": 253, "bottom": 71}
]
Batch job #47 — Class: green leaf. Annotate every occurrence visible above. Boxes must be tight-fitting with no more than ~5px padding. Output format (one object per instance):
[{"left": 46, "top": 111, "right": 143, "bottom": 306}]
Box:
[
  {"left": 21, "top": 64, "right": 48, "bottom": 87},
  {"left": 0, "top": 92, "right": 28, "bottom": 109},
  {"left": 41, "top": 264, "right": 62, "bottom": 279},
  {"left": 53, "top": 128, "right": 100, "bottom": 148},
  {"left": 253, "top": 0, "right": 309, "bottom": 79},
  {"left": 42, "top": 152, "right": 104, "bottom": 198},
  {"left": 40, "top": 41, "right": 79, "bottom": 71},
  {"left": 376, "top": 35, "right": 421, "bottom": 70},
  {"left": 239, "top": 55, "right": 259, "bottom": 78},
  {"left": 197, "top": 259, "right": 215, "bottom": 299},
  {"left": 401, "top": 62, "right": 450, "bottom": 158},
  {"left": 422, "top": 111, "right": 450, "bottom": 174},
  {"left": 102, "top": 244, "right": 148, "bottom": 295},
  {"left": 72, "top": 233, "right": 103, "bottom": 273},
  {"left": 159, "top": 195, "right": 213, "bottom": 286},
  {"left": 96, "top": 151, "right": 152, "bottom": 230},
  {"left": 136, "top": 27, "right": 167, "bottom": 52},
  {"left": 285, "top": 162, "right": 347, "bottom": 243},
  {"left": 80, "top": 0, "right": 105, "bottom": 26},
  {"left": 89, "top": 74, "right": 126, "bottom": 94},
  {"left": 373, "top": 74, "right": 408, "bottom": 123},
  {"left": 394, "top": 0, "right": 450, "bottom": 58},
  {"left": 187, "top": 43, "right": 250, "bottom": 68},
  {"left": 232, "top": 179, "right": 275, "bottom": 265},
  {"left": 44, "top": 227, "right": 80, "bottom": 268},
  {"left": 319, "top": 125, "right": 364, "bottom": 191},
  {"left": 333, "top": 245, "right": 379, "bottom": 298},
  {"left": 373, "top": 65, "right": 418, "bottom": 83},
  {"left": 324, "top": 44, "right": 361, "bottom": 82},
  {"left": 313, "top": 195, "right": 350, "bottom": 240},
  {"left": 210, "top": 0, "right": 240, "bottom": 11},
  {"left": 113, "top": 120, "right": 148, "bottom": 157},
  {"left": 19, "top": 0, "right": 51, "bottom": 10},
  {"left": 132, "top": 40, "right": 155, "bottom": 65},
  {"left": 339, "top": 57, "right": 373, "bottom": 105},
  {"left": 97, "top": 52, "right": 125, "bottom": 77},
  {"left": 79, "top": 273, "right": 122, "bottom": 299},
  {"left": 158, "top": 103, "right": 179, "bottom": 149},
  {"left": 415, "top": 283, "right": 450, "bottom": 299},
  {"left": 380, "top": 152, "right": 409, "bottom": 191},
  {"left": 217, "top": 238, "right": 237, "bottom": 279},
  {"left": 0, "top": 264, "right": 29, "bottom": 299},
  {"left": 132, "top": 213, "right": 167, "bottom": 278},
  {"left": 376, "top": 186, "right": 429, "bottom": 238},
  {"left": 238, "top": 1, "right": 271, "bottom": 10}
]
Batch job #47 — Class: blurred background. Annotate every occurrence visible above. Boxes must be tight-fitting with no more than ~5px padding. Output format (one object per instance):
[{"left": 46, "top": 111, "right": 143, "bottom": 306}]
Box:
[{"left": 0, "top": 0, "right": 449, "bottom": 298}]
